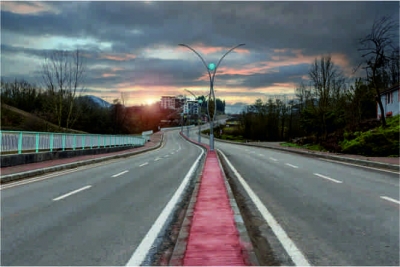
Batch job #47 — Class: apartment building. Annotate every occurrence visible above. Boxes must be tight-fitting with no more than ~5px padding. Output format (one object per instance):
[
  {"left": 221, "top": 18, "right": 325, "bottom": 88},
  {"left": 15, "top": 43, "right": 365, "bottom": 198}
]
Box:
[{"left": 160, "top": 96, "right": 176, "bottom": 110}]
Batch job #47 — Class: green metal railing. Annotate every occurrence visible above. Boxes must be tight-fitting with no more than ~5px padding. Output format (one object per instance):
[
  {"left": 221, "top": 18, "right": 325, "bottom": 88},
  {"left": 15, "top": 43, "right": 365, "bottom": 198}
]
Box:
[{"left": 0, "top": 130, "right": 148, "bottom": 154}]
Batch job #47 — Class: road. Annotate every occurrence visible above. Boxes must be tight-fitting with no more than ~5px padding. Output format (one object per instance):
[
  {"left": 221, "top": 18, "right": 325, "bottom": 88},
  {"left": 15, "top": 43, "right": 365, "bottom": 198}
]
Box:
[
  {"left": 204, "top": 137, "right": 399, "bottom": 266},
  {"left": 1, "top": 130, "right": 202, "bottom": 266}
]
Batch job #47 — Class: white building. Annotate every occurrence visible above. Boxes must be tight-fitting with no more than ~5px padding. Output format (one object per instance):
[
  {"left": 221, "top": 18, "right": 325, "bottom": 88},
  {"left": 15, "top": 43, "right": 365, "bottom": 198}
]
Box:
[
  {"left": 183, "top": 99, "right": 199, "bottom": 115},
  {"left": 377, "top": 84, "right": 399, "bottom": 119}
]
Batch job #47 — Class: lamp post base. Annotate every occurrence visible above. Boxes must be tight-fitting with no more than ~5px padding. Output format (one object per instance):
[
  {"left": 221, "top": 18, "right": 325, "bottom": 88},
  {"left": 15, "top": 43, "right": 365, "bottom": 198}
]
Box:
[{"left": 209, "top": 133, "right": 214, "bottom": 151}]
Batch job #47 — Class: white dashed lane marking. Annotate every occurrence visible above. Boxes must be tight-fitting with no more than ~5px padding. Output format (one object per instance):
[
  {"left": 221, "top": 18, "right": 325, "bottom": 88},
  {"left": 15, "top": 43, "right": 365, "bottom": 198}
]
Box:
[
  {"left": 112, "top": 170, "right": 129, "bottom": 177},
  {"left": 285, "top": 163, "right": 298, "bottom": 169},
  {"left": 53, "top": 185, "right": 92, "bottom": 201},
  {"left": 313, "top": 173, "right": 342, "bottom": 184},
  {"left": 380, "top": 196, "right": 400, "bottom": 205}
]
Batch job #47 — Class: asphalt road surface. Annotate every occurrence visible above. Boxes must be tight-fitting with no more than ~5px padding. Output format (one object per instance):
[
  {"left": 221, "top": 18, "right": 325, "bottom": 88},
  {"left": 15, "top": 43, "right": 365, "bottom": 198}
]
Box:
[
  {"left": 1, "top": 130, "right": 202, "bottom": 266},
  {"left": 202, "top": 136, "right": 399, "bottom": 266}
]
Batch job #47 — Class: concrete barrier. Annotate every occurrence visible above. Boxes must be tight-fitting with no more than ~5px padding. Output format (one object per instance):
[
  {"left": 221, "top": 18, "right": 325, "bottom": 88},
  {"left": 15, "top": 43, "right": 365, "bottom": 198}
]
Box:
[
  {"left": 1, "top": 145, "right": 139, "bottom": 168},
  {"left": 0, "top": 134, "right": 164, "bottom": 184}
]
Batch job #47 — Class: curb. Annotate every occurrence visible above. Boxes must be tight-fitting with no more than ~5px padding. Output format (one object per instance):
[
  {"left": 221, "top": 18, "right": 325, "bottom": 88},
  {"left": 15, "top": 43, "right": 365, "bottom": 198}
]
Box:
[
  {"left": 0, "top": 134, "right": 164, "bottom": 184},
  {"left": 216, "top": 150, "right": 259, "bottom": 266},
  {"left": 168, "top": 169, "right": 202, "bottom": 266},
  {"left": 201, "top": 134, "right": 399, "bottom": 172}
]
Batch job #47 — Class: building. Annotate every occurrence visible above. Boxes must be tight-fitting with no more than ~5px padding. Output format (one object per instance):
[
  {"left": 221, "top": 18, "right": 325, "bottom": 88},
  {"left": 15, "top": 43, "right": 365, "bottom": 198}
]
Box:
[
  {"left": 175, "top": 96, "right": 186, "bottom": 110},
  {"left": 377, "top": 84, "right": 399, "bottom": 119},
  {"left": 160, "top": 96, "right": 176, "bottom": 110},
  {"left": 183, "top": 99, "right": 199, "bottom": 115}
]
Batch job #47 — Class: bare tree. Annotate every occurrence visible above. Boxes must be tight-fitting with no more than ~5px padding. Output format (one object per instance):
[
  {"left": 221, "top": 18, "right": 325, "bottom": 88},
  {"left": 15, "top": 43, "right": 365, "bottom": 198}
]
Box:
[
  {"left": 41, "top": 48, "right": 85, "bottom": 129},
  {"left": 388, "top": 47, "right": 399, "bottom": 86},
  {"left": 308, "top": 55, "right": 346, "bottom": 139},
  {"left": 111, "top": 92, "right": 130, "bottom": 133},
  {"left": 358, "top": 16, "right": 399, "bottom": 127}
]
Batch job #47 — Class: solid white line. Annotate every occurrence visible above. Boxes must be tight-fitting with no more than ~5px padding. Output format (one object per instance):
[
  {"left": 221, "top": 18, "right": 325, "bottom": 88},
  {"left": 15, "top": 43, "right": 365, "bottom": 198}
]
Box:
[
  {"left": 259, "top": 154, "right": 264, "bottom": 156},
  {"left": 154, "top": 158, "right": 161, "bottom": 161},
  {"left": 139, "top": 162, "right": 149, "bottom": 167},
  {"left": 380, "top": 196, "right": 400, "bottom": 205},
  {"left": 218, "top": 149, "right": 310, "bottom": 266},
  {"left": 53, "top": 185, "right": 92, "bottom": 201},
  {"left": 269, "top": 157, "right": 278, "bottom": 162},
  {"left": 126, "top": 146, "right": 204, "bottom": 266},
  {"left": 112, "top": 170, "right": 129, "bottom": 177},
  {"left": 319, "top": 158, "right": 400, "bottom": 174},
  {"left": 285, "top": 163, "right": 299, "bottom": 169},
  {"left": 164, "top": 155, "right": 169, "bottom": 158},
  {"left": 314, "top": 173, "right": 343, "bottom": 184}
]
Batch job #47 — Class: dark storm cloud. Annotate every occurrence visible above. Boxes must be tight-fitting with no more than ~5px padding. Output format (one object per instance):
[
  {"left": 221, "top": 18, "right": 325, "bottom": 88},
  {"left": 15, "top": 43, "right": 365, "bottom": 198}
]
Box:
[{"left": 1, "top": 1, "right": 398, "bottom": 105}]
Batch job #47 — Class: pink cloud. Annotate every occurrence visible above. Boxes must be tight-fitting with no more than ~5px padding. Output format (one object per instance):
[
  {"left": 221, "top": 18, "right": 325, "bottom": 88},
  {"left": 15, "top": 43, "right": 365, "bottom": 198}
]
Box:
[
  {"left": 99, "top": 53, "right": 136, "bottom": 61},
  {"left": 194, "top": 49, "right": 353, "bottom": 82},
  {"left": 1, "top": 2, "right": 57, "bottom": 14},
  {"left": 101, "top": 73, "right": 117, "bottom": 78},
  {"left": 177, "top": 43, "right": 250, "bottom": 55}
]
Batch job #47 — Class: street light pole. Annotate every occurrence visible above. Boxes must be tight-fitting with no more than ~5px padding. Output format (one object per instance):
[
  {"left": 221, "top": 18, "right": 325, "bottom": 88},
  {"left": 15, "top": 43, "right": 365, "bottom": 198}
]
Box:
[
  {"left": 185, "top": 89, "right": 207, "bottom": 143},
  {"left": 179, "top": 43, "right": 245, "bottom": 151}
]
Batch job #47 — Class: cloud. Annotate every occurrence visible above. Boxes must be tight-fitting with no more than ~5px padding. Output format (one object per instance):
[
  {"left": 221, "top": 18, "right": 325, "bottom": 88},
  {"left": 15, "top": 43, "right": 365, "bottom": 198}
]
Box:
[
  {"left": 1, "top": 1, "right": 59, "bottom": 15},
  {"left": 1, "top": 1, "right": 398, "bottom": 106}
]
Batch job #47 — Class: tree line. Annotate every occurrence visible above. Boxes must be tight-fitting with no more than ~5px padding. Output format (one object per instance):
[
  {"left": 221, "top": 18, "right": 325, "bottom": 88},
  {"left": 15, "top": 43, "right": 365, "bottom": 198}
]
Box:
[
  {"left": 239, "top": 16, "right": 399, "bottom": 151},
  {"left": 0, "top": 78, "right": 170, "bottom": 134},
  {"left": 0, "top": 48, "right": 170, "bottom": 134},
  {"left": 0, "top": 48, "right": 226, "bottom": 134}
]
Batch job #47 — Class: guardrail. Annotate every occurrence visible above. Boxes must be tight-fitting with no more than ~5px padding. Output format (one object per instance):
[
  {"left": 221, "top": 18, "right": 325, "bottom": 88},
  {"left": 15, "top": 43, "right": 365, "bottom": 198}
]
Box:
[{"left": 0, "top": 130, "right": 147, "bottom": 154}]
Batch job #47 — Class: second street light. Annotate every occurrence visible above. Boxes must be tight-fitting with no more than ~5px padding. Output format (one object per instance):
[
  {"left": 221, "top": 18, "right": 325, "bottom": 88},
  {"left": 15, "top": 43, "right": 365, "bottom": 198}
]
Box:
[
  {"left": 185, "top": 88, "right": 209, "bottom": 143},
  {"left": 179, "top": 43, "right": 245, "bottom": 151}
]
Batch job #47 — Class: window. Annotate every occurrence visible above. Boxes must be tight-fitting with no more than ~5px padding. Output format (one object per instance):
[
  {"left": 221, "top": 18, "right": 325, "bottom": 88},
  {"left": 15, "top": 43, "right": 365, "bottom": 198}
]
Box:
[{"left": 387, "top": 93, "right": 392, "bottom": 104}]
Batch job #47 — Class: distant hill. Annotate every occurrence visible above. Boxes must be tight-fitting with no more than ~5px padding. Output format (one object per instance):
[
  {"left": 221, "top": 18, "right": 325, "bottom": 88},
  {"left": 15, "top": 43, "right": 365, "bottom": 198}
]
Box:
[{"left": 82, "top": 95, "right": 112, "bottom": 108}]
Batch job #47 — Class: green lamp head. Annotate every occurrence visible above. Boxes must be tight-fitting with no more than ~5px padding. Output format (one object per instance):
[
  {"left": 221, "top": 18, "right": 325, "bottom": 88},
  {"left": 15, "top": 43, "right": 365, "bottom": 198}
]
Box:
[{"left": 208, "top": 63, "right": 216, "bottom": 71}]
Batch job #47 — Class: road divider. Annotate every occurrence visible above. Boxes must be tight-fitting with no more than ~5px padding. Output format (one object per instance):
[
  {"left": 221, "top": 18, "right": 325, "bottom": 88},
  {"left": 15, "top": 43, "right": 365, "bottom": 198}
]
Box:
[{"left": 169, "top": 132, "right": 258, "bottom": 266}]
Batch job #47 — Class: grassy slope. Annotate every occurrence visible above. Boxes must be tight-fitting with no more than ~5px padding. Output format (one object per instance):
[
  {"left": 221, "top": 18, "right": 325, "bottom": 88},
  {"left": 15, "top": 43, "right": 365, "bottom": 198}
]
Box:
[
  {"left": 339, "top": 115, "right": 399, "bottom": 157},
  {"left": 1, "top": 103, "right": 87, "bottom": 133}
]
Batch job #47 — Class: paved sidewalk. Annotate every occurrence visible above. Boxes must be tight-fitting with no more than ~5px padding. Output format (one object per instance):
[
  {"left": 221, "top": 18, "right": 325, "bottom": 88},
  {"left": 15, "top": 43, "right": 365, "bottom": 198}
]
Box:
[
  {"left": 203, "top": 135, "right": 399, "bottom": 171},
  {"left": 248, "top": 141, "right": 400, "bottom": 165},
  {"left": 0, "top": 132, "right": 163, "bottom": 178}
]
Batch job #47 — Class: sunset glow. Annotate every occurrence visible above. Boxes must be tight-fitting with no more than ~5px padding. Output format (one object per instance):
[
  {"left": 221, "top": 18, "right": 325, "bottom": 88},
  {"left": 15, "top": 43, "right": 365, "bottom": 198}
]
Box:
[{"left": 1, "top": 1, "right": 398, "bottom": 113}]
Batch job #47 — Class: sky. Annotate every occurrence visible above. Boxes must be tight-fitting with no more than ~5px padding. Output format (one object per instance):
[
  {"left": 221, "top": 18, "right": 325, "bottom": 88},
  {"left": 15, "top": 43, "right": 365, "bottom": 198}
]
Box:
[{"left": 1, "top": 1, "right": 399, "bottom": 113}]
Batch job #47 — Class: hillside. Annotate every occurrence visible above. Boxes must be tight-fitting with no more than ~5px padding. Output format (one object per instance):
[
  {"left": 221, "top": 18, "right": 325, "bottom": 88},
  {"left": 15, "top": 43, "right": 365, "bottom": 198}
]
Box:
[{"left": 1, "top": 103, "right": 87, "bottom": 133}]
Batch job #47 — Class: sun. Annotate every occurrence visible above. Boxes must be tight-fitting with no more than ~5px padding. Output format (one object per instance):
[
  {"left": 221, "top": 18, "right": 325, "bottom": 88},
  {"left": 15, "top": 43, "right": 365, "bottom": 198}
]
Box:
[{"left": 146, "top": 98, "right": 155, "bottom": 105}]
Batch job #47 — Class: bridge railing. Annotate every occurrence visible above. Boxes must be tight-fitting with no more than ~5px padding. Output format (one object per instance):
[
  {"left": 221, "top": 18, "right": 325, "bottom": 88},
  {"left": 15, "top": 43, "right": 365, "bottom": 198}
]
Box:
[{"left": 0, "top": 130, "right": 147, "bottom": 154}]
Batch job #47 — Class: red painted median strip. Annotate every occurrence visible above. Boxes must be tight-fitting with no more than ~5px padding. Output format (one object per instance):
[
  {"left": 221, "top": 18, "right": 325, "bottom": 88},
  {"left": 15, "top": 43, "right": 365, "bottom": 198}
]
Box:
[{"left": 183, "top": 149, "right": 247, "bottom": 266}]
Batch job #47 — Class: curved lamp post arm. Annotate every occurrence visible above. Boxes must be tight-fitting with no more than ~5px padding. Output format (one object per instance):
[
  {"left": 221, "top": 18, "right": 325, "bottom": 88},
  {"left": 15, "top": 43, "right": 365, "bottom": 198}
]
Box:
[
  {"left": 184, "top": 88, "right": 197, "bottom": 99},
  {"left": 179, "top": 44, "right": 212, "bottom": 82},
  {"left": 211, "top": 43, "right": 245, "bottom": 82}
]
